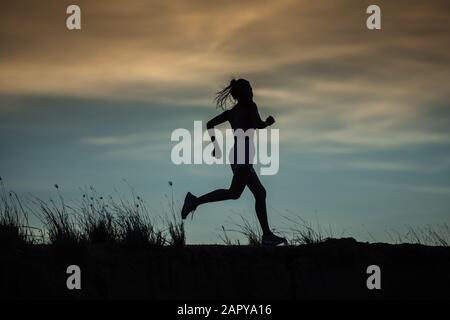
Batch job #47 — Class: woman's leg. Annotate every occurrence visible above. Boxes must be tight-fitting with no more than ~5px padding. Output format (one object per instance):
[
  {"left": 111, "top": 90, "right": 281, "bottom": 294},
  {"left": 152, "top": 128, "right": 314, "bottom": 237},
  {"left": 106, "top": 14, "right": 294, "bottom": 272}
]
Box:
[
  {"left": 195, "top": 169, "right": 248, "bottom": 207},
  {"left": 246, "top": 170, "right": 271, "bottom": 235}
]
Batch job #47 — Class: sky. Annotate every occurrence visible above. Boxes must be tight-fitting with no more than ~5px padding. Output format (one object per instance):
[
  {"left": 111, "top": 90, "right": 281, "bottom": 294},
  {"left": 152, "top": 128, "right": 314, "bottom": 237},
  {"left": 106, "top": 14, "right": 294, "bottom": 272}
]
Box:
[{"left": 1, "top": 0, "right": 450, "bottom": 243}]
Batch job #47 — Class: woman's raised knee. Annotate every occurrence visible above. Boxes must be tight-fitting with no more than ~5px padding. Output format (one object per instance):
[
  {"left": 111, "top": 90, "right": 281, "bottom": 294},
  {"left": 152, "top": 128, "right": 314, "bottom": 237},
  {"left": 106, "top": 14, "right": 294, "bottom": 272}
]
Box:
[{"left": 228, "top": 188, "right": 242, "bottom": 200}]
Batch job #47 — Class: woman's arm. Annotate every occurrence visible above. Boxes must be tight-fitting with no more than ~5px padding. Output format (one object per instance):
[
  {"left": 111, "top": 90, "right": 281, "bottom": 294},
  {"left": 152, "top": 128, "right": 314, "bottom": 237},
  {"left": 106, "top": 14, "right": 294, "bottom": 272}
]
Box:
[
  {"left": 251, "top": 103, "right": 275, "bottom": 129},
  {"left": 206, "top": 110, "right": 229, "bottom": 141},
  {"left": 207, "top": 110, "right": 229, "bottom": 130},
  {"left": 206, "top": 111, "right": 229, "bottom": 158}
]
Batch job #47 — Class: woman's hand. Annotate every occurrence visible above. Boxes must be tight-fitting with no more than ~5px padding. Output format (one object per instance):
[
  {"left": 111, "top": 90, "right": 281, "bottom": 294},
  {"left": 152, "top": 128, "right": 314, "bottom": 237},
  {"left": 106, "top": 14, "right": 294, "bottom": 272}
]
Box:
[
  {"left": 211, "top": 137, "right": 222, "bottom": 158},
  {"left": 212, "top": 146, "right": 222, "bottom": 158},
  {"left": 265, "top": 116, "right": 275, "bottom": 126}
]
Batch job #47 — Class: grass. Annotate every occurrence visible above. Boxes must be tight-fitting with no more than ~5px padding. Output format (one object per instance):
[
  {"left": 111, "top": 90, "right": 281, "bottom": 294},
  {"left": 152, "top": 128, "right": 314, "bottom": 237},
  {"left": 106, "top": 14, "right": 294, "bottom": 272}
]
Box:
[
  {"left": 218, "top": 226, "right": 241, "bottom": 245},
  {"left": 219, "top": 211, "right": 330, "bottom": 246},
  {"left": 218, "top": 214, "right": 261, "bottom": 245},
  {"left": 280, "top": 210, "right": 333, "bottom": 245},
  {"left": 31, "top": 184, "right": 86, "bottom": 248},
  {"left": 106, "top": 189, "right": 165, "bottom": 247},
  {"left": 234, "top": 215, "right": 262, "bottom": 245},
  {"left": 167, "top": 216, "right": 185, "bottom": 247},
  {"left": 117, "top": 212, "right": 164, "bottom": 247},
  {"left": 219, "top": 209, "right": 450, "bottom": 247},
  {"left": 2, "top": 181, "right": 182, "bottom": 249},
  {"left": 385, "top": 223, "right": 450, "bottom": 246},
  {"left": 0, "top": 178, "right": 31, "bottom": 250},
  {"left": 0, "top": 178, "right": 448, "bottom": 248},
  {"left": 78, "top": 189, "right": 117, "bottom": 244}
]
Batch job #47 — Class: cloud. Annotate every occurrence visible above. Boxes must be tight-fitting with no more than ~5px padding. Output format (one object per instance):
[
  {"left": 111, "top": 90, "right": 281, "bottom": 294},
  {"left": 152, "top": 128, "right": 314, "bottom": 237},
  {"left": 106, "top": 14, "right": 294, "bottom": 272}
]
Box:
[
  {"left": 80, "top": 131, "right": 167, "bottom": 146},
  {"left": 2, "top": 1, "right": 450, "bottom": 241},
  {"left": 344, "top": 160, "right": 438, "bottom": 173},
  {"left": 1, "top": 0, "right": 450, "bottom": 167},
  {"left": 1, "top": 0, "right": 449, "bottom": 99},
  {"left": 409, "top": 185, "right": 450, "bottom": 196}
]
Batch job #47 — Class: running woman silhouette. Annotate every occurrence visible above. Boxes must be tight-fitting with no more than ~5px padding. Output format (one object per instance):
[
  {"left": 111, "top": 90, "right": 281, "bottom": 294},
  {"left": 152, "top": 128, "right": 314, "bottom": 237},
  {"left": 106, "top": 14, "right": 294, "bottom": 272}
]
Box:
[{"left": 181, "top": 78, "right": 286, "bottom": 246}]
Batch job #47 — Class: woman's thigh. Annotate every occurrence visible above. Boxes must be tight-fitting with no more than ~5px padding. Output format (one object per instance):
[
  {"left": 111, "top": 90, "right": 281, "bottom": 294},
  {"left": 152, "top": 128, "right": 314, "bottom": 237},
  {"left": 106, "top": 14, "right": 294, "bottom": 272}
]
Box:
[{"left": 229, "top": 167, "right": 249, "bottom": 194}]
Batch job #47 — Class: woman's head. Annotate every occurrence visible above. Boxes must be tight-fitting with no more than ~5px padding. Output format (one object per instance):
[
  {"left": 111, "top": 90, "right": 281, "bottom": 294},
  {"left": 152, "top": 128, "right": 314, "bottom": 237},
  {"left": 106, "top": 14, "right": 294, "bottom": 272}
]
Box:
[{"left": 215, "top": 78, "right": 253, "bottom": 110}]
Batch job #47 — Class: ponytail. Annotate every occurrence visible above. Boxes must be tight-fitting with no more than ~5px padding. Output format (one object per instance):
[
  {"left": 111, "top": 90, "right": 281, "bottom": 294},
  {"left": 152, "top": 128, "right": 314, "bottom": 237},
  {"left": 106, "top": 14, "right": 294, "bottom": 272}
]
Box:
[{"left": 214, "top": 78, "right": 236, "bottom": 110}]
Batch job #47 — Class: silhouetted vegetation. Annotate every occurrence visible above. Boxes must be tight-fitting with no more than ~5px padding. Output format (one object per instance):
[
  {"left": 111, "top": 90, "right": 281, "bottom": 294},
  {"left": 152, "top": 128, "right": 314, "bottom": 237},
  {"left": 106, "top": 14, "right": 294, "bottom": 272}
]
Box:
[
  {"left": 0, "top": 178, "right": 31, "bottom": 251},
  {"left": 1, "top": 179, "right": 184, "bottom": 249},
  {"left": 0, "top": 178, "right": 448, "bottom": 249}
]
